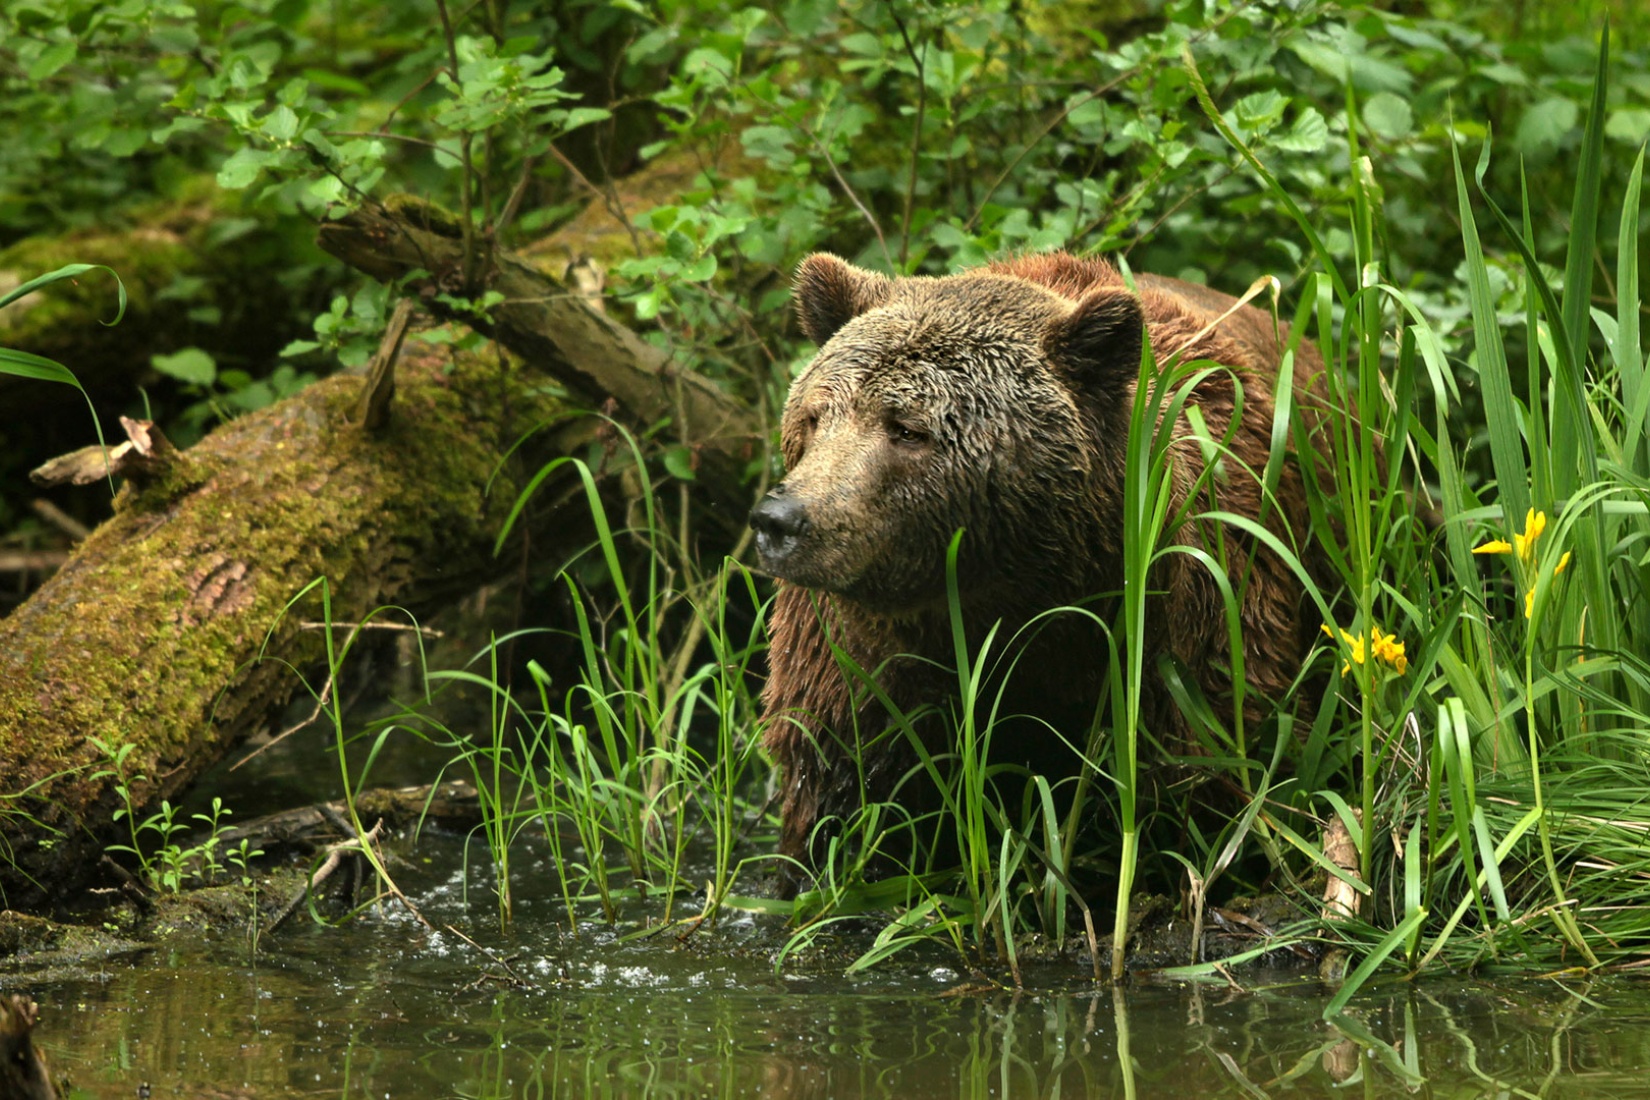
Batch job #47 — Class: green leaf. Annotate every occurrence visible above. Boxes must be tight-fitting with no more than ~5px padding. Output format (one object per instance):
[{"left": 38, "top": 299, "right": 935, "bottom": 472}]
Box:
[
  {"left": 151, "top": 348, "right": 217, "bottom": 385},
  {"left": 1606, "top": 108, "right": 1650, "bottom": 145},
  {"left": 1233, "top": 90, "right": 1287, "bottom": 132},
  {"left": 661, "top": 445, "right": 696, "bottom": 481},
  {"left": 27, "top": 40, "right": 77, "bottom": 81},
  {"left": 681, "top": 253, "right": 717, "bottom": 282},
  {"left": 0, "top": 346, "right": 111, "bottom": 490},
  {"left": 0, "top": 263, "right": 127, "bottom": 324},
  {"left": 217, "top": 147, "right": 274, "bottom": 189},
  {"left": 1558, "top": 26, "right": 1609, "bottom": 497},
  {"left": 665, "top": 230, "right": 696, "bottom": 264},
  {"left": 105, "top": 128, "right": 149, "bottom": 157},
  {"left": 301, "top": 68, "right": 370, "bottom": 95},
  {"left": 263, "top": 104, "right": 299, "bottom": 142},
  {"left": 558, "top": 106, "right": 611, "bottom": 131},
  {"left": 1322, "top": 906, "right": 1428, "bottom": 1018},
  {"left": 1476, "top": 62, "right": 1528, "bottom": 86},
  {"left": 1362, "top": 92, "right": 1413, "bottom": 140},
  {"left": 1274, "top": 107, "right": 1328, "bottom": 153},
  {"left": 680, "top": 47, "right": 733, "bottom": 88},
  {"left": 1451, "top": 140, "right": 1529, "bottom": 529},
  {"left": 1348, "top": 52, "right": 1413, "bottom": 94},
  {"left": 1618, "top": 148, "right": 1646, "bottom": 469},
  {"left": 1285, "top": 39, "right": 1348, "bottom": 84},
  {"left": 741, "top": 124, "right": 795, "bottom": 166},
  {"left": 0, "top": 346, "right": 83, "bottom": 384},
  {"left": 1514, "top": 97, "right": 1579, "bottom": 155}
]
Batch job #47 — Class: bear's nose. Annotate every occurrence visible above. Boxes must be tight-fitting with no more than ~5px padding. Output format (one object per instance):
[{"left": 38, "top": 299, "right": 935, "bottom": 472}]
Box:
[{"left": 750, "top": 489, "right": 810, "bottom": 568}]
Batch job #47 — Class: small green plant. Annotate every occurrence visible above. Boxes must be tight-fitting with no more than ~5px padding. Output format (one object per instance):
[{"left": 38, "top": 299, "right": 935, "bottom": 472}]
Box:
[
  {"left": 91, "top": 737, "right": 246, "bottom": 894},
  {"left": 226, "top": 836, "right": 266, "bottom": 951}
]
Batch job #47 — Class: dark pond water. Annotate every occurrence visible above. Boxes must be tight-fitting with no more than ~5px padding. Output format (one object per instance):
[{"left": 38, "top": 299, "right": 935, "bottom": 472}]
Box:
[{"left": 14, "top": 830, "right": 1650, "bottom": 1100}]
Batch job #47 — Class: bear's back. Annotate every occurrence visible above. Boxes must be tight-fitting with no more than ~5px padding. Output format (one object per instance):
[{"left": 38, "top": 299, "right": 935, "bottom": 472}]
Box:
[{"left": 990, "top": 253, "right": 1322, "bottom": 395}]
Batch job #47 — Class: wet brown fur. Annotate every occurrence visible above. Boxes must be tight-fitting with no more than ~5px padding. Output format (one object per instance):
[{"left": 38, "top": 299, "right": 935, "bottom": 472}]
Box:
[{"left": 760, "top": 252, "right": 1333, "bottom": 889}]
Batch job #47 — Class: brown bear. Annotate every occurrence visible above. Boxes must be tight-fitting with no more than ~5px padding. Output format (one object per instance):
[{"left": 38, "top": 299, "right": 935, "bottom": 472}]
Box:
[{"left": 749, "top": 252, "right": 1331, "bottom": 890}]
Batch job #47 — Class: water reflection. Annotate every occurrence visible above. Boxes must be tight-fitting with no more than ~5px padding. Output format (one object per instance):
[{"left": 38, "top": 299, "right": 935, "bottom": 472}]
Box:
[{"left": 15, "top": 925, "right": 1650, "bottom": 1099}]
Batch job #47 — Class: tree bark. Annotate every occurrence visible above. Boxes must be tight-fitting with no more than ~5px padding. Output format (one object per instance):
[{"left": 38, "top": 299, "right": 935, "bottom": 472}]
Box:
[{"left": 0, "top": 202, "right": 766, "bottom": 903}]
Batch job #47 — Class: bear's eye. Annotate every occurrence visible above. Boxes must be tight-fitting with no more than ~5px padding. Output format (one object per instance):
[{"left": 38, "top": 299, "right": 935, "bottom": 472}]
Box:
[{"left": 889, "top": 422, "right": 930, "bottom": 447}]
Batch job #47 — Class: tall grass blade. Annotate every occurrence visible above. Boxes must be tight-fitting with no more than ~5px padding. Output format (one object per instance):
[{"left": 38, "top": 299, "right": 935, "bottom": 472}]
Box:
[
  {"left": 1617, "top": 145, "right": 1646, "bottom": 471},
  {"left": 0, "top": 262, "right": 126, "bottom": 316},
  {"left": 1450, "top": 140, "right": 1529, "bottom": 528},
  {"left": 1471, "top": 158, "right": 1598, "bottom": 490},
  {"left": 1561, "top": 24, "right": 1609, "bottom": 422},
  {"left": 1, "top": 263, "right": 126, "bottom": 490}
]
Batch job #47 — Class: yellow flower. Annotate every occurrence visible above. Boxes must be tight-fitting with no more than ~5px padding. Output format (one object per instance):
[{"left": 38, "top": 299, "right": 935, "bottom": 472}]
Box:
[
  {"left": 1523, "top": 548, "right": 1575, "bottom": 619},
  {"left": 1475, "top": 508, "right": 1548, "bottom": 566},
  {"left": 1322, "top": 624, "right": 1362, "bottom": 674},
  {"left": 1370, "top": 626, "right": 1408, "bottom": 675},
  {"left": 1476, "top": 509, "right": 1573, "bottom": 621},
  {"left": 1513, "top": 508, "right": 1546, "bottom": 564},
  {"left": 1322, "top": 623, "right": 1406, "bottom": 676}
]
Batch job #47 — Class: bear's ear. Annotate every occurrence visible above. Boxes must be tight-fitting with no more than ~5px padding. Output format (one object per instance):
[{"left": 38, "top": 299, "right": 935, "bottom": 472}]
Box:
[
  {"left": 795, "top": 254, "right": 893, "bottom": 345},
  {"left": 1044, "top": 287, "right": 1145, "bottom": 390}
]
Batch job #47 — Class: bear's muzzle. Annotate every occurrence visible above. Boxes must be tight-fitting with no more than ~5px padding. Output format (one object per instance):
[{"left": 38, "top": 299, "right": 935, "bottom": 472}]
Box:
[{"left": 750, "top": 487, "right": 811, "bottom": 574}]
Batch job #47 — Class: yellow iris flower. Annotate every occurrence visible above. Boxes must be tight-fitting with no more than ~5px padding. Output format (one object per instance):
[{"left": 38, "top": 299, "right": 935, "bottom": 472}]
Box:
[
  {"left": 1322, "top": 623, "right": 1408, "bottom": 676},
  {"left": 1473, "top": 509, "right": 1570, "bottom": 619}
]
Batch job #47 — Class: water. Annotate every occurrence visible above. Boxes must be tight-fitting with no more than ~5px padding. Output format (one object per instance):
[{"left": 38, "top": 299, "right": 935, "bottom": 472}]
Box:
[{"left": 15, "top": 832, "right": 1650, "bottom": 1099}]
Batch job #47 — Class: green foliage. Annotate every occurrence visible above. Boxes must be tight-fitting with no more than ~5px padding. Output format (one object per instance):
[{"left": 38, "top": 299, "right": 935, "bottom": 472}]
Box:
[{"left": 151, "top": 343, "right": 318, "bottom": 444}]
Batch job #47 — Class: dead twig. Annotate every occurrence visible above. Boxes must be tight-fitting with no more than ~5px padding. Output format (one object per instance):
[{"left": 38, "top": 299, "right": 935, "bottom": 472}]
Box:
[{"left": 446, "top": 923, "right": 532, "bottom": 989}]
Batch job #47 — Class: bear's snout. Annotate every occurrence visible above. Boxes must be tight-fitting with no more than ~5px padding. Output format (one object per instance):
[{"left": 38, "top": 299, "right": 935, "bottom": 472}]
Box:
[{"left": 750, "top": 488, "right": 811, "bottom": 572}]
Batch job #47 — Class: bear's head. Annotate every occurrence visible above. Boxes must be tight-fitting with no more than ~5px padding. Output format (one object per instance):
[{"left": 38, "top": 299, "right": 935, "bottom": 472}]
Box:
[{"left": 750, "top": 253, "right": 1147, "bottom": 614}]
